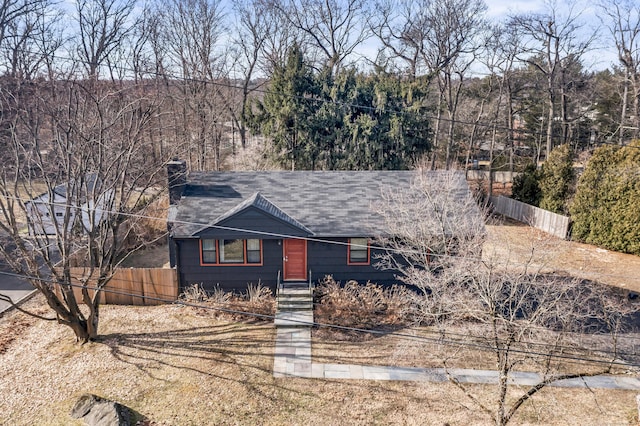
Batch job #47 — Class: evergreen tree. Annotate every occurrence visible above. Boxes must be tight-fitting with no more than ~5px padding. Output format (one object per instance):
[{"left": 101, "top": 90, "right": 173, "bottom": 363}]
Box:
[
  {"left": 570, "top": 142, "right": 640, "bottom": 255},
  {"left": 252, "top": 44, "right": 318, "bottom": 170},
  {"left": 511, "top": 163, "right": 542, "bottom": 206},
  {"left": 338, "top": 70, "right": 432, "bottom": 170},
  {"left": 539, "top": 144, "right": 575, "bottom": 214},
  {"left": 252, "top": 53, "right": 431, "bottom": 170}
]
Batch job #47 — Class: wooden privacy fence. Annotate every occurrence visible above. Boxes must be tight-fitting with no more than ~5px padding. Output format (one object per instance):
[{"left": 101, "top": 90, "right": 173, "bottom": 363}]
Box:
[
  {"left": 490, "top": 195, "right": 571, "bottom": 239},
  {"left": 56, "top": 267, "right": 178, "bottom": 305},
  {"left": 466, "top": 170, "right": 519, "bottom": 184}
]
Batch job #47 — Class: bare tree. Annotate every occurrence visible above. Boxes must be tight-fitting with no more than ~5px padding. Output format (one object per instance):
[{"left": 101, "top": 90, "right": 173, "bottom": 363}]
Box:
[
  {"left": 598, "top": 0, "right": 640, "bottom": 143},
  {"left": 0, "top": 78, "right": 168, "bottom": 343},
  {"left": 375, "top": 169, "right": 637, "bottom": 426},
  {"left": 269, "top": 0, "right": 372, "bottom": 75},
  {"left": 370, "top": 0, "right": 429, "bottom": 78},
  {"left": 511, "top": 1, "right": 596, "bottom": 157},
  {"left": 230, "top": 0, "right": 274, "bottom": 149},
  {"left": 371, "top": 0, "right": 488, "bottom": 170},
  {"left": 2, "top": 1, "right": 61, "bottom": 80},
  {"left": 473, "top": 23, "right": 526, "bottom": 197},
  {"left": 492, "top": 23, "right": 526, "bottom": 174},
  {"left": 74, "top": 0, "right": 138, "bottom": 80},
  {"left": 0, "top": 0, "right": 52, "bottom": 51},
  {"left": 425, "top": 0, "right": 487, "bottom": 170},
  {"left": 159, "top": 0, "right": 230, "bottom": 171}
]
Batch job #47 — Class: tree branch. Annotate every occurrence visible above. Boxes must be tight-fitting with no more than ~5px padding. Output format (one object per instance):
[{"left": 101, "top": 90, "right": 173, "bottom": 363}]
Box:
[{"left": 0, "top": 292, "right": 55, "bottom": 321}]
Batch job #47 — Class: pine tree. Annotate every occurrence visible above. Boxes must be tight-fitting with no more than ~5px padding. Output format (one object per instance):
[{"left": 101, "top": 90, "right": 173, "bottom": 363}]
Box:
[{"left": 253, "top": 44, "right": 318, "bottom": 170}]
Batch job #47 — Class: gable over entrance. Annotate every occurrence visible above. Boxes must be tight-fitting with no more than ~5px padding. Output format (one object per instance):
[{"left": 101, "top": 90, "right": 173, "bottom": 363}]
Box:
[{"left": 194, "top": 192, "right": 313, "bottom": 239}]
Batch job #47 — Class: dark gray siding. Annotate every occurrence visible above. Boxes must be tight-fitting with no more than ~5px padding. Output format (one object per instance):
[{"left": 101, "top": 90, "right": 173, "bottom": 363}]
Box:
[
  {"left": 195, "top": 207, "right": 310, "bottom": 239},
  {"left": 175, "top": 238, "right": 283, "bottom": 293},
  {"left": 307, "top": 238, "right": 399, "bottom": 286},
  {"left": 174, "top": 236, "right": 401, "bottom": 294}
]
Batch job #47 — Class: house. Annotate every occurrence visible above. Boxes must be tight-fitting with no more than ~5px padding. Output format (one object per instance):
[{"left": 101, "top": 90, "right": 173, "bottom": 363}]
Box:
[
  {"left": 167, "top": 160, "right": 478, "bottom": 293},
  {"left": 25, "top": 174, "right": 111, "bottom": 236}
]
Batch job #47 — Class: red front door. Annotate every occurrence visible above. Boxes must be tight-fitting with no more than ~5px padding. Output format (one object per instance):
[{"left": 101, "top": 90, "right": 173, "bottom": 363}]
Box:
[{"left": 283, "top": 239, "right": 307, "bottom": 281}]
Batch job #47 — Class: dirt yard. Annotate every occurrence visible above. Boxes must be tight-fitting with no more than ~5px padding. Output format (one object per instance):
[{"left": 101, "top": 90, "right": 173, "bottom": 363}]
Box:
[
  {"left": 2, "top": 221, "right": 640, "bottom": 425},
  {"left": 1, "top": 296, "right": 638, "bottom": 426},
  {"left": 485, "top": 217, "right": 640, "bottom": 293},
  {"left": 119, "top": 243, "right": 170, "bottom": 268}
]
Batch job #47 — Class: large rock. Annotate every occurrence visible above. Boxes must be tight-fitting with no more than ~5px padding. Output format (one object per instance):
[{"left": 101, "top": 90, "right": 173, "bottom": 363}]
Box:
[{"left": 70, "top": 393, "right": 132, "bottom": 426}]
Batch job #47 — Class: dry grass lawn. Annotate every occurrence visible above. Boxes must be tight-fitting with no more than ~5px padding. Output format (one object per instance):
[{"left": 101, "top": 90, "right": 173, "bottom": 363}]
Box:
[
  {"left": 484, "top": 218, "right": 640, "bottom": 292},
  {"left": 311, "top": 324, "right": 638, "bottom": 378},
  {"left": 3, "top": 220, "right": 640, "bottom": 425},
  {"left": 1, "top": 295, "right": 639, "bottom": 426}
]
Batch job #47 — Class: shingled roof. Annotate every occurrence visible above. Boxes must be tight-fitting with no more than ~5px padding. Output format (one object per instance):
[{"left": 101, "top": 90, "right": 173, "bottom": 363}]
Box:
[
  {"left": 27, "top": 173, "right": 101, "bottom": 204},
  {"left": 169, "top": 170, "right": 472, "bottom": 238}
]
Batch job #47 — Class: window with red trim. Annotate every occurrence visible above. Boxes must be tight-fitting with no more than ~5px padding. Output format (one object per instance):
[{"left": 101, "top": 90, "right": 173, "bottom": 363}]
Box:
[
  {"left": 348, "top": 238, "right": 370, "bottom": 265},
  {"left": 246, "top": 239, "right": 261, "bottom": 263},
  {"left": 200, "top": 239, "right": 262, "bottom": 265},
  {"left": 220, "top": 239, "right": 244, "bottom": 263},
  {"left": 202, "top": 239, "right": 217, "bottom": 263}
]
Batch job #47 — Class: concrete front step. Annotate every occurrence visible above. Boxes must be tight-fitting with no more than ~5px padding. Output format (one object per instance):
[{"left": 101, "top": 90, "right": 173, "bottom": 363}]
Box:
[
  {"left": 278, "top": 295, "right": 312, "bottom": 301},
  {"left": 276, "top": 281, "right": 314, "bottom": 327},
  {"left": 277, "top": 305, "right": 313, "bottom": 312},
  {"left": 281, "top": 281, "right": 310, "bottom": 288},
  {"left": 278, "top": 292, "right": 312, "bottom": 299},
  {"left": 278, "top": 288, "right": 312, "bottom": 296},
  {"left": 274, "top": 310, "right": 314, "bottom": 327}
]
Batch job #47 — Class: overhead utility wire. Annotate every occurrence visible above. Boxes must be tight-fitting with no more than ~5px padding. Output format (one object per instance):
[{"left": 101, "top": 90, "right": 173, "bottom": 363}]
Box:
[
  {"left": 1, "top": 261, "right": 631, "bottom": 358},
  {"left": 0, "top": 268, "right": 637, "bottom": 370},
  {"left": 4, "top": 193, "right": 640, "bottom": 284},
  {"left": 9, "top": 48, "right": 640, "bottom": 152},
  {"left": 2, "top": 48, "right": 564, "bottom": 141}
]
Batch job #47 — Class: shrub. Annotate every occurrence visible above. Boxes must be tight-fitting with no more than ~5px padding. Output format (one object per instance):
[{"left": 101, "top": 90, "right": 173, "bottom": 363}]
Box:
[
  {"left": 180, "top": 283, "right": 275, "bottom": 320},
  {"left": 539, "top": 144, "right": 575, "bottom": 215},
  {"left": 180, "top": 283, "right": 209, "bottom": 303},
  {"left": 243, "top": 282, "right": 275, "bottom": 317},
  {"left": 313, "top": 276, "right": 420, "bottom": 340},
  {"left": 570, "top": 142, "right": 640, "bottom": 255},
  {"left": 209, "top": 285, "right": 232, "bottom": 305},
  {"left": 511, "top": 163, "right": 541, "bottom": 206}
]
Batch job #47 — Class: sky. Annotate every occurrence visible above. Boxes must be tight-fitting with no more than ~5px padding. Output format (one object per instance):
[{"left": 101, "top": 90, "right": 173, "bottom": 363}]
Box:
[
  {"left": 483, "top": 0, "right": 616, "bottom": 71},
  {"left": 60, "top": 0, "right": 618, "bottom": 76},
  {"left": 348, "top": 0, "right": 617, "bottom": 73}
]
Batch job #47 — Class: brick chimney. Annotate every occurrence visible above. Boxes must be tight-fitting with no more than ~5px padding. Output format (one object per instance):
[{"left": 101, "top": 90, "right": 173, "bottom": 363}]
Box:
[{"left": 167, "top": 159, "right": 187, "bottom": 205}]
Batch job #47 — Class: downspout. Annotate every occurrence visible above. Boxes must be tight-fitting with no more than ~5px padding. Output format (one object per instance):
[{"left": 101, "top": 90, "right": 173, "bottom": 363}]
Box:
[{"left": 174, "top": 240, "right": 183, "bottom": 297}]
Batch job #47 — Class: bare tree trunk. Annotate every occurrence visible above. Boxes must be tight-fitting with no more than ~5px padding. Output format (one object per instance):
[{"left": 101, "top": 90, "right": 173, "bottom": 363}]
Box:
[
  {"left": 546, "top": 86, "right": 555, "bottom": 158},
  {"left": 430, "top": 99, "right": 443, "bottom": 170},
  {"left": 0, "top": 76, "right": 168, "bottom": 343},
  {"left": 620, "top": 69, "right": 629, "bottom": 145}
]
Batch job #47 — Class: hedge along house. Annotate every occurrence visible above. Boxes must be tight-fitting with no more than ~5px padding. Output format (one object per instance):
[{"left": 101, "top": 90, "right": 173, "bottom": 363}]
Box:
[{"left": 166, "top": 160, "right": 478, "bottom": 293}]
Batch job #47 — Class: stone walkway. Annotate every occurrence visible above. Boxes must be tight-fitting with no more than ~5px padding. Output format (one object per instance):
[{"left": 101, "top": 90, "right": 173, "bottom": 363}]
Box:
[{"left": 272, "top": 291, "right": 640, "bottom": 390}]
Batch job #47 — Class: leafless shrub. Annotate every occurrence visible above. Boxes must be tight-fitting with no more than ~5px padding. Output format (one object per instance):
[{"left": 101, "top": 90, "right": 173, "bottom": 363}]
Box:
[
  {"left": 180, "top": 283, "right": 209, "bottom": 303},
  {"left": 243, "top": 281, "right": 275, "bottom": 317},
  {"left": 314, "top": 276, "right": 419, "bottom": 340},
  {"left": 180, "top": 282, "right": 275, "bottom": 321},
  {"left": 209, "top": 285, "right": 232, "bottom": 305}
]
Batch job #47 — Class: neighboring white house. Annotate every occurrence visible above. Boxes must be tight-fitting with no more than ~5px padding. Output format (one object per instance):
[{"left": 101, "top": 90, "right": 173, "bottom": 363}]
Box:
[{"left": 25, "top": 174, "right": 113, "bottom": 236}]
